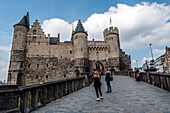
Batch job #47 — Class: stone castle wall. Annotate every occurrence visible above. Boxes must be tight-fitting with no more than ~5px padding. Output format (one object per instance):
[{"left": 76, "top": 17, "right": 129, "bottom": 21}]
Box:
[{"left": 7, "top": 14, "right": 131, "bottom": 86}]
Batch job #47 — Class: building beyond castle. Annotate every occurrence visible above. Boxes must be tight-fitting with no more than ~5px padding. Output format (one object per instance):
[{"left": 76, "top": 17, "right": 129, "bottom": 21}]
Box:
[{"left": 7, "top": 12, "right": 131, "bottom": 86}]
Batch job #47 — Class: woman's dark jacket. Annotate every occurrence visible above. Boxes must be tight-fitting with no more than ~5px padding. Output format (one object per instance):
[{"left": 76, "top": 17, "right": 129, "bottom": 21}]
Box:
[{"left": 92, "top": 77, "right": 102, "bottom": 87}]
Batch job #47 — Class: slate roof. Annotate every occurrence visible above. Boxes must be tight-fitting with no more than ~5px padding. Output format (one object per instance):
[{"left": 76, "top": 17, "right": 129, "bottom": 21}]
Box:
[
  {"left": 50, "top": 37, "right": 58, "bottom": 44},
  {"left": 75, "top": 20, "right": 85, "bottom": 33},
  {"left": 14, "top": 16, "right": 29, "bottom": 28}
]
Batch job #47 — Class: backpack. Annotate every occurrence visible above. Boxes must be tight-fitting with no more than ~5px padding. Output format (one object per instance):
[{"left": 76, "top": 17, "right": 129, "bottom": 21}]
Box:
[{"left": 110, "top": 75, "right": 113, "bottom": 81}]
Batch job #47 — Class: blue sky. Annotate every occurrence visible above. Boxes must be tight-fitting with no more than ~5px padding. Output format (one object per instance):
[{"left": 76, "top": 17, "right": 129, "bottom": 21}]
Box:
[{"left": 0, "top": 0, "right": 170, "bottom": 81}]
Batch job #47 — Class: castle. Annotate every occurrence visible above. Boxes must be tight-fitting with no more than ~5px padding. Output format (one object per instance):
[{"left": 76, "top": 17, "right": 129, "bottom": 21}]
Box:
[{"left": 7, "top": 12, "right": 131, "bottom": 86}]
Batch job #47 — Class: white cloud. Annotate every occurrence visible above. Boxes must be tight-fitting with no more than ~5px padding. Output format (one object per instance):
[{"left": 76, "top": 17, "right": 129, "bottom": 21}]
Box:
[
  {"left": 0, "top": 61, "right": 8, "bottom": 81},
  {"left": 153, "top": 49, "right": 165, "bottom": 56},
  {"left": 0, "top": 45, "right": 11, "bottom": 51},
  {"left": 141, "top": 57, "right": 154, "bottom": 64},
  {"left": 132, "top": 60, "right": 137, "bottom": 65},
  {"left": 42, "top": 2, "right": 170, "bottom": 51},
  {"left": 42, "top": 18, "right": 72, "bottom": 41}
]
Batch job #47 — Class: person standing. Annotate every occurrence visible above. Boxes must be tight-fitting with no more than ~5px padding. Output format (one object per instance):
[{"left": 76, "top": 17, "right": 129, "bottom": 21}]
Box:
[
  {"left": 135, "top": 68, "right": 140, "bottom": 81},
  {"left": 105, "top": 69, "right": 112, "bottom": 93},
  {"left": 92, "top": 71, "right": 103, "bottom": 101}
]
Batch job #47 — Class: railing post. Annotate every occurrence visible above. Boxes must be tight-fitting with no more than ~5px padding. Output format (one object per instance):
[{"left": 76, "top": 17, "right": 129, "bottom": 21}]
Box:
[
  {"left": 54, "top": 84, "right": 58, "bottom": 99},
  {"left": 72, "top": 80, "right": 75, "bottom": 92},
  {"left": 31, "top": 89, "right": 38, "bottom": 110},
  {"left": 20, "top": 91, "right": 29, "bottom": 113}
]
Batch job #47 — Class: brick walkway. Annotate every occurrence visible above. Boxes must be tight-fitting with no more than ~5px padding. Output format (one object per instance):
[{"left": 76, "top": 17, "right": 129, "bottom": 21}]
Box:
[{"left": 33, "top": 76, "right": 170, "bottom": 113}]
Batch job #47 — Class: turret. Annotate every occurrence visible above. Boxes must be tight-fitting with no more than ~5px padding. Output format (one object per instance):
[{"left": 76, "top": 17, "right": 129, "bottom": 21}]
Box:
[
  {"left": 73, "top": 20, "right": 89, "bottom": 73},
  {"left": 7, "top": 13, "right": 29, "bottom": 85},
  {"left": 103, "top": 26, "right": 120, "bottom": 71}
]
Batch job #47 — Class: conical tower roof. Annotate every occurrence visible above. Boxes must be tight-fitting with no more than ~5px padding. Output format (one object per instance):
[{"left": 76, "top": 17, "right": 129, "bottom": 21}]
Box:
[
  {"left": 14, "top": 16, "right": 29, "bottom": 28},
  {"left": 75, "top": 20, "right": 85, "bottom": 33}
]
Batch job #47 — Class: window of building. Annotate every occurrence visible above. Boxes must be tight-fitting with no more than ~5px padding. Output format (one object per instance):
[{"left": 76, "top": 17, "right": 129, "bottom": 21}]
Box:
[
  {"left": 8, "top": 73, "right": 12, "bottom": 81},
  {"left": 33, "top": 30, "right": 36, "bottom": 34},
  {"left": 28, "top": 64, "right": 31, "bottom": 67},
  {"left": 70, "top": 51, "right": 72, "bottom": 54},
  {"left": 36, "top": 76, "right": 38, "bottom": 79},
  {"left": 115, "top": 47, "right": 117, "bottom": 51},
  {"left": 33, "top": 36, "right": 36, "bottom": 42},
  {"left": 37, "top": 64, "right": 39, "bottom": 68},
  {"left": 46, "top": 75, "right": 48, "bottom": 79},
  {"left": 15, "top": 35, "right": 17, "bottom": 38},
  {"left": 20, "top": 62, "right": 24, "bottom": 68},
  {"left": 46, "top": 64, "right": 48, "bottom": 67},
  {"left": 81, "top": 47, "right": 83, "bottom": 51},
  {"left": 64, "top": 74, "right": 66, "bottom": 78}
]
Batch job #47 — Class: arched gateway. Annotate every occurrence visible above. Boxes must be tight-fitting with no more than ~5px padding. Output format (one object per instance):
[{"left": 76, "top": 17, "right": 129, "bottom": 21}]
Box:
[{"left": 94, "top": 61, "right": 105, "bottom": 76}]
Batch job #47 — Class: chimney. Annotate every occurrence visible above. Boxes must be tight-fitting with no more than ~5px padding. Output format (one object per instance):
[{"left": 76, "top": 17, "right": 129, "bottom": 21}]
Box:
[
  {"left": 57, "top": 33, "right": 60, "bottom": 44},
  {"left": 26, "top": 12, "right": 30, "bottom": 28}
]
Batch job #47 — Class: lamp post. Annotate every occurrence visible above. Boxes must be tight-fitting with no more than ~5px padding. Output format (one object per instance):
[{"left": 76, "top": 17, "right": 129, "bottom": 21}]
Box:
[
  {"left": 149, "top": 44, "right": 154, "bottom": 62},
  {"left": 149, "top": 43, "right": 155, "bottom": 68}
]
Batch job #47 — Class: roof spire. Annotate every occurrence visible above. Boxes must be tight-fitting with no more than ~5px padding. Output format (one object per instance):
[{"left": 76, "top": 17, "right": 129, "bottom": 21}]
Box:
[
  {"left": 26, "top": 12, "right": 30, "bottom": 28},
  {"left": 14, "top": 16, "right": 29, "bottom": 28},
  {"left": 75, "top": 20, "right": 85, "bottom": 33}
]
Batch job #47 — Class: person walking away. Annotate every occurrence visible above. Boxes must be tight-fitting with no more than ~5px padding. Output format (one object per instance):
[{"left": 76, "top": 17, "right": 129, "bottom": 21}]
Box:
[
  {"left": 92, "top": 71, "right": 103, "bottom": 101},
  {"left": 134, "top": 67, "right": 137, "bottom": 78},
  {"left": 105, "top": 69, "right": 112, "bottom": 93}
]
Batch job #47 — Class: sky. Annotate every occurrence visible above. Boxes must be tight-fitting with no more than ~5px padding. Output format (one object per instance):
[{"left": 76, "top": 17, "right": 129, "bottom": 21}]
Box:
[{"left": 0, "top": 0, "right": 170, "bottom": 81}]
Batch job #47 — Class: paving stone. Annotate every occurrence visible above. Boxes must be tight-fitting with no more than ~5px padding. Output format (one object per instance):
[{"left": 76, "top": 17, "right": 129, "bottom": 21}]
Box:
[{"left": 33, "top": 76, "right": 170, "bottom": 113}]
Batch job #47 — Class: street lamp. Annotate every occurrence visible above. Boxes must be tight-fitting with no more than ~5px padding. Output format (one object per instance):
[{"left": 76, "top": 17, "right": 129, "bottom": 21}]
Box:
[
  {"left": 149, "top": 44, "right": 154, "bottom": 62},
  {"left": 149, "top": 43, "right": 155, "bottom": 68}
]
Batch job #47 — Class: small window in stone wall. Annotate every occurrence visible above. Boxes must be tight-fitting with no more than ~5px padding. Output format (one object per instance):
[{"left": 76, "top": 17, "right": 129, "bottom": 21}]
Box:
[
  {"left": 28, "top": 64, "right": 31, "bottom": 67},
  {"left": 37, "top": 64, "right": 39, "bottom": 68},
  {"left": 64, "top": 74, "right": 66, "bottom": 78},
  {"left": 20, "top": 62, "right": 24, "bottom": 68},
  {"left": 36, "top": 76, "right": 38, "bottom": 79},
  {"left": 70, "top": 51, "right": 72, "bottom": 54},
  {"left": 8, "top": 73, "right": 12, "bottom": 81},
  {"left": 46, "top": 64, "right": 48, "bottom": 67},
  {"left": 115, "top": 47, "right": 117, "bottom": 51},
  {"left": 15, "top": 35, "right": 17, "bottom": 38},
  {"left": 46, "top": 75, "right": 48, "bottom": 79},
  {"left": 33, "top": 36, "right": 36, "bottom": 42},
  {"left": 81, "top": 47, "right": 83, "bottom": 51},
  {"left": 33, "top": 30, "right": 36, "bottom": 34}
]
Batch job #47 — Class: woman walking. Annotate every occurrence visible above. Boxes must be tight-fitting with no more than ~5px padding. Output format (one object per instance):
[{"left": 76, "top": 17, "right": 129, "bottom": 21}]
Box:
[{"left": 92, "top": 71, "right": 103, "bottom": 101}]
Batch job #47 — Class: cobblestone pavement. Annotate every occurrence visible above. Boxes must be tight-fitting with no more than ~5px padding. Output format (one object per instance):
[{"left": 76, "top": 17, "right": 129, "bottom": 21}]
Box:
[{"left": 33, "top": 76, "right": 170, "bottom": 113}]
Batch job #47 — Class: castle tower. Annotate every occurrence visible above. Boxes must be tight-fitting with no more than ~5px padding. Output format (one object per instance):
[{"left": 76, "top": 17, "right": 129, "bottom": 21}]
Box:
[
  {"left": 103, "top": 26, "right": 120, "bottom": 71},
  {"left": 73, "top": 20, "right": 89, "bottom": 73},
  {"left": 7, "top": 14, "right": 29, "bottom": 85}
]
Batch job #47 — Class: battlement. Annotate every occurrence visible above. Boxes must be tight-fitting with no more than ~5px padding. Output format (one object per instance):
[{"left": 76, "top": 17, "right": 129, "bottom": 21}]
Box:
[{"left": 103, "top": 26, "right": 119, "bottom": 36}]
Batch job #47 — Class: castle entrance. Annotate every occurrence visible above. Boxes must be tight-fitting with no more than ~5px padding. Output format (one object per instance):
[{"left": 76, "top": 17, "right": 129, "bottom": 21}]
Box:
[{"left": 94, "top": 61, "right": 105, "bottom": 76}]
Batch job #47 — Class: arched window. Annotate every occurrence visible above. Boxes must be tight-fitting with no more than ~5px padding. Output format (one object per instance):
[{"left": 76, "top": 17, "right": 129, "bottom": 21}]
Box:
[
  {"left": 46, "top": 75, "right": 48, "bottom": 79},
  {"left": 33, "top": 30, "right": 36, "bottom": 34},
  {"left": 37, "top": 64, "right": 39, "bottom": 68},
  {"left": 33, "top": 36, "right": 36, "bottom": 42}
]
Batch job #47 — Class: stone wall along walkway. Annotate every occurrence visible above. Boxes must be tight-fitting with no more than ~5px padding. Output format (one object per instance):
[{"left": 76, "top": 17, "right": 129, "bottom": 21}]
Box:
[{"left": 33, "top": 76, "right": 170, "bottom": 112}]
